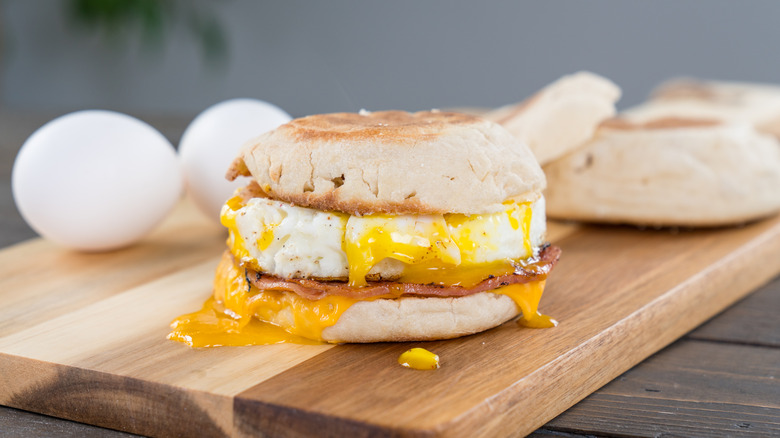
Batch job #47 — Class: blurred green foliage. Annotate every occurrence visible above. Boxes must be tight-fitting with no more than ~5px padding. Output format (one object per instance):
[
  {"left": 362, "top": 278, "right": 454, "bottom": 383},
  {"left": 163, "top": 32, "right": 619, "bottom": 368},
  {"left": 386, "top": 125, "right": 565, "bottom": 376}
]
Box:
[{"left": 68, "top": 0, "right": 227, "bottom": 66}]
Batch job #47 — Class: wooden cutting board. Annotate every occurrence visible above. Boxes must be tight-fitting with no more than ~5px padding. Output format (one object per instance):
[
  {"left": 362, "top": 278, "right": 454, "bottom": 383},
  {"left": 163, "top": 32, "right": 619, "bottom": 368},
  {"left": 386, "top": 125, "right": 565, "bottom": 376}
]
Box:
[{"left": 1, "top": 199, "right": 779, "bottom": 438}]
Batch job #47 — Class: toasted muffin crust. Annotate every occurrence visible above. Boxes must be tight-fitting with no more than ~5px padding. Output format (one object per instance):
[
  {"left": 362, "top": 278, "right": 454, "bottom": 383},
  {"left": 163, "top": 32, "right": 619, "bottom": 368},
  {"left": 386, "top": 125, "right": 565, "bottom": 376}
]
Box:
[{"left": 228, "top": 110, "right": 545, "bottom": 215}]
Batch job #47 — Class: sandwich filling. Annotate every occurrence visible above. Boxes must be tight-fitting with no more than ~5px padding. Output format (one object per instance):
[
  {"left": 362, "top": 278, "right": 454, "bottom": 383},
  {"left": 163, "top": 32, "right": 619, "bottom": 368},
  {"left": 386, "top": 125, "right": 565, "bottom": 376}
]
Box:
[
  {"left": 169, "top": 186, "right": 558, "bottom": 347},
  {"left": 221, "top": 185, "right": 547, "bottom": 286}
]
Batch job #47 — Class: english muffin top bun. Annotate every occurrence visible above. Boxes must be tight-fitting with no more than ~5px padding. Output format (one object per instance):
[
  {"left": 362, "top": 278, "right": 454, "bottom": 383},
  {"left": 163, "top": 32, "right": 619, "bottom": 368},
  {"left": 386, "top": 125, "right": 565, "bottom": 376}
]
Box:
[
  {"left": 227, "top": 110, "right": 545, "bottom": 215},
  {"left": 169, "top": 110, "right": 561, "bottom": 345}
]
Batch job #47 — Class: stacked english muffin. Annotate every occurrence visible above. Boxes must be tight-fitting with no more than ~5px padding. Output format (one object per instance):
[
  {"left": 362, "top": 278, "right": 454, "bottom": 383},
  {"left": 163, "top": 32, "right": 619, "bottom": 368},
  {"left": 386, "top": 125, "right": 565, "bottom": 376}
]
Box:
[{"left": 491, "top": 73, "right": 780, "bottom": 227}]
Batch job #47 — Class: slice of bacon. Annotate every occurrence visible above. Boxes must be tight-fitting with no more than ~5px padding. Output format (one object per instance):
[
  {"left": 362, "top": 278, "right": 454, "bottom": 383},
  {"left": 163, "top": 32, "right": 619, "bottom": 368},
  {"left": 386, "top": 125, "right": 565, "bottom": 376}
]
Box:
[{"left": 243, "top": 245, "right": 561, "bottom": 300}]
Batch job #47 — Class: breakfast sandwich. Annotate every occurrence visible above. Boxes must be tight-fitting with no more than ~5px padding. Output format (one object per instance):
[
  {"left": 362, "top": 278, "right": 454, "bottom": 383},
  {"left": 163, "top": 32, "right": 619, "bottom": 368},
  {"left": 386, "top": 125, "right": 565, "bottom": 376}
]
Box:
[
  {"left": 543, "top": 117, "right": 780, "bottom": 227},
  {"left": 169, "top": 110, "right": 560, "bottom": 345},
  {"left": 485, "top": 71, "right": 621, "bottom": 166}
]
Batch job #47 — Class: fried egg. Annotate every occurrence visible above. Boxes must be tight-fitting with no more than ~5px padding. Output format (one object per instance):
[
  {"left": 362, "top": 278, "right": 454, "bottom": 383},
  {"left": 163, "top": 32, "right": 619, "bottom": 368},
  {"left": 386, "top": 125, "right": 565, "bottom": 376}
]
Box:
[{"left": 221, "top": 194, "right": 547, "bottom": 286}]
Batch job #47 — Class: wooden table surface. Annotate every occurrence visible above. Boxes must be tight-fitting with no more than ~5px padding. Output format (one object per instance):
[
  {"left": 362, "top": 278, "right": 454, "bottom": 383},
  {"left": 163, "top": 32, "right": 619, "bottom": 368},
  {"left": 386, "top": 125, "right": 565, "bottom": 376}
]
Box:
[{"left": 1, "top": 111, "right": 778, "bottom": 437}]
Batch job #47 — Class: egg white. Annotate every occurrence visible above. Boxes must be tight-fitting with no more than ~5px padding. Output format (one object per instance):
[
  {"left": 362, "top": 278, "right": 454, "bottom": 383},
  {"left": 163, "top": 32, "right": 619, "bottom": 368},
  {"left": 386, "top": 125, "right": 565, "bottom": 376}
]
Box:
[{"left": 225, "top": 196, "right": 547, "bottom": 280}]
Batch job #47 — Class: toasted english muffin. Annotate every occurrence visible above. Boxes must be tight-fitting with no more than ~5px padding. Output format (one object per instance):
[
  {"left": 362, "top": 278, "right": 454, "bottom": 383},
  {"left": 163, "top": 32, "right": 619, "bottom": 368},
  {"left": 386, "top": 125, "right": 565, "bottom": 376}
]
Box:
[
  {"left": 228, "top": 110, "right": 545, "bottom": 216},
  {"left": 625, "top": 78, "right": 780, "bottom": 138},
  {"left": 321, "top": 291, "right": 521, "bottom": 342},
  {"left": 543, "top": 117, "right": 780, "bottom": 227},
  {"left": 486, "top": 71, "right": 621, "bottom": 166}
]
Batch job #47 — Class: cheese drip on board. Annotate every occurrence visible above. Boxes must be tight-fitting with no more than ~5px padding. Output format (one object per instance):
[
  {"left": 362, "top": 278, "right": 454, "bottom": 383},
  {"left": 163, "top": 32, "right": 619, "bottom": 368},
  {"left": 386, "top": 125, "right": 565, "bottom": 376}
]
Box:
[
  {"left": 167, "top": 297, "right": 321, "bottom": 347},
  {"left": 495, "top": 281, "right": 558, "bottom": 328},
  {"left": 169, "top": 252, "right": 363, "bottom": 346}
]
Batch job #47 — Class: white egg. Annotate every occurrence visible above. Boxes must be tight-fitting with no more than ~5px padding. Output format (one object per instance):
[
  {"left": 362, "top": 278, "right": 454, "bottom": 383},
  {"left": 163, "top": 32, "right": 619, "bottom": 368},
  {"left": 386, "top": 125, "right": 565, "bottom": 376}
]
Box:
[
  {"left": 179, "top": 98, "right": 291, "bottom": 222},
  {"left": 12, "top": 110, "right": 183, "bottom": 251}
]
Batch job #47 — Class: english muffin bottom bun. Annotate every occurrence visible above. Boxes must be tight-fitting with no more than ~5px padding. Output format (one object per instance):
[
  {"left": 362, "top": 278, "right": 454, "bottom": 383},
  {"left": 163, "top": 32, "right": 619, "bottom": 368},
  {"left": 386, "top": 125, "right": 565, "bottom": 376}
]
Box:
[
  {"left": 544, "top": 118, "right": 780, "bottom": 227},
  {"left": 486, "top": 71, "right": 621, "bottom": 166},
  {"left": 625, "top": 78, "right": 780, "bottom": 138},
  {"left": 173, "top": 110, "right": 562, "bottom": 345}
]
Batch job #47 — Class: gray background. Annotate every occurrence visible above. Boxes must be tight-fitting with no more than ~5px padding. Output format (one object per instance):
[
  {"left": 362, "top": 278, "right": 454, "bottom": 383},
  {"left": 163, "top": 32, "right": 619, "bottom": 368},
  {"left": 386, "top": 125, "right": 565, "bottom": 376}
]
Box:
[{"left": 2, "top": 0, "right": 780, "bottom": 117}]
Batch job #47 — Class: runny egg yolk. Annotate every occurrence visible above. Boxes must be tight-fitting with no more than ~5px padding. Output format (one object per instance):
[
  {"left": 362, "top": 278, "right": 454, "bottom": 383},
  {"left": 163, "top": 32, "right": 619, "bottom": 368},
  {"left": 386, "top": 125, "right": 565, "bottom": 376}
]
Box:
[
  {"left": 344, "top": 215, "right": 461, "bottom": 287},
  {"left": 344, "top": 201, "right": 534, "bottom": 287},
  {"left": 221, "top": 195, "right": 252, "bottom": 262},
  {"left": 220, "top": 196, "right": 283, "bottom": 260},
  {"left": 220, "top": 195, "right": 538, "bottom": 288},
  {"left": 258, "top": 223, "right": 278, "bottom": 251},
  {"left": 398, "top": 348, "right": 440, "bottom": 370}
]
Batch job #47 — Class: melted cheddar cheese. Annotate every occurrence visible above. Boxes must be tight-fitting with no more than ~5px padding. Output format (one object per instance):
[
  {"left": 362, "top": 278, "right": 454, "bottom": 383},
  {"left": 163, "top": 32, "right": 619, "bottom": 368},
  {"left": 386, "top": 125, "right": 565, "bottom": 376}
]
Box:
[
  {"left": 169, "top": 252, "right": 369, "bottom": 346},
  {"left": 494, "top": 281, "right": 558, "bottom": 328},
  {"left": 168, "top": 254, "right": 555, "bottom": 346}
]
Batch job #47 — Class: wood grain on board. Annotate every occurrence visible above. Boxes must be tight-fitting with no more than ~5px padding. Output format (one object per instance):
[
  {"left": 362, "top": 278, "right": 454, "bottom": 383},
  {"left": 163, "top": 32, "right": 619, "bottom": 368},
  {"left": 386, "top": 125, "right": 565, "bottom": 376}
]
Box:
[
  {"left": 0, "top": 200, "right": 779, "bottom": 437},
  {"left": 542, "top": 340, "right": 780, "bottom": 437},
  {"left": 533, "top": 277, "right": 780, "bottom": 438}
]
